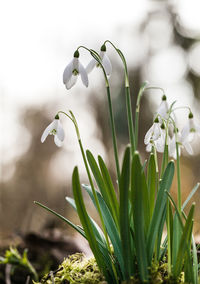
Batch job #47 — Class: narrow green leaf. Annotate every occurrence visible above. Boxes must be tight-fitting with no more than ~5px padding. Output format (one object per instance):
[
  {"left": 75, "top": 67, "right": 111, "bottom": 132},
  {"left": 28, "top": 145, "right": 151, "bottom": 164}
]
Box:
[
  {"left": 141, "top": 169, "right": 150, "bottom": 234},
  {"left": 72, "top": 167, "right": 114, "bottom": 283},
  {"left": 147, "top": 161, "right": 174, "bottom": 264},
  {"left": 34, "top": 201, "right": 86, "bottom": 238},
  {"left": 147, "top": 153, "right": 156, "bottom": 219},
  {"left": 86, "top": 150, "right": 119, "bottom": 227},
  {"left": 119, "top": 146, "right": 132, "bottom": 278},
  {"left": 82, "top": 184, "right": 125, "bottom": 277},
  {"left": 165, "top": 200, "right": 173, "bottom": 271},
  {"left": 65, "top": 196, "right": 116, "bottom": 276},
  {"left": 182, "top": 182, "right": 200, "bottom": 210},
  {"left": 192, "top": 235, "right": 198, "bottom": 284},
  {"left": 98, "top": 155, "right": 119, "bottom": 225},
  {"left": 173, "top": 203, "right": 195, "bottom": 277},
  {"left": 131, "top": 151, "right": 148, "bottom": 281},
  {"left": 65, "top": 197, "right": 107, "bottom": 248}
]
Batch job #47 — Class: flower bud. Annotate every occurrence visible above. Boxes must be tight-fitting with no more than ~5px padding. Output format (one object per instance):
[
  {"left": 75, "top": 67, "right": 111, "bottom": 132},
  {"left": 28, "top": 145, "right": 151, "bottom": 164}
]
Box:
[{"left": 73, "top": 50, "right": 80, "bottom": 58}]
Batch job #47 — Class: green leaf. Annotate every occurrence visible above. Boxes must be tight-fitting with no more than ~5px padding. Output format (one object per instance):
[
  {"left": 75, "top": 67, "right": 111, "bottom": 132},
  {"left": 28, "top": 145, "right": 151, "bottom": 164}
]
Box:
[
  {"left": 173, "top": 203, "right": 195, "bottom": 277},
  {"left": 146, "top": 161, "right": 174, "bottom": 264},
  {"left": 182, "top": 182, "right": 200, "bottom": 210},
  {"left": 72, "top": 167, "right": 115, "bottom": 283},
  {"left": 86, "top": 150, "right": 119, "bottom": 227},
  {"left": 119, "top": 146, "right": 132, "bottom": 278},
  {"left": 98, "top": 155, "right": 119, "bottom": 226},
  {"left": 65, "top": 197, "right": 107, "bottom": 248},
  {"left": 191, "top": 235, "right": 198, "bottom": 284},
  {"left": 82, "top": 184, "right": 125, "bottom": 278},
  {"left": 130, "top": 151, "right": 148, "bottom": 281},
  {"left": 65, "top": 196, "right": 116, "bottom": 277},
  {"left": 34, "top": 201, "right": 86, "bottom": 239},
  {"left": 147, "top": 153, "right": 156, "bottom": 219}
]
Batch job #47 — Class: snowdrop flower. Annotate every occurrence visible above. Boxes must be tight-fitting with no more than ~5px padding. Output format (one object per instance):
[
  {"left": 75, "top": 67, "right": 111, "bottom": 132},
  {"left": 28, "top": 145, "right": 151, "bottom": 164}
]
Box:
[
  {"left": 63, "top": 50, "right": 88, "bottom": 90},
  {"left": 145, "top": 123, "right": 166, "bottom": 153},
  {"left": 86, "top": 44, "right": 112, "bottom": 76},
  {"left": 144, "top": 117, "right": 162, "bottom": 146},
  {"left": 156, "top": 95, "right": 169, "bottom": 121},
  {"left": 41, "top": 115, "right": 65, "bottom": 147},
  {"left": 181, "top": 113, "right": 200, "bottom": 143},
  {"left": 169, "top": 129, "right": 193, "bottom": 159}
]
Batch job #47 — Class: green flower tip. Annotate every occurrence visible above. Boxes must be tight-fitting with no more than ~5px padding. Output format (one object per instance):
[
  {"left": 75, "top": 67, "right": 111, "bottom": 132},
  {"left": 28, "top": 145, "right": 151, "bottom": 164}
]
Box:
[
  {"left": 162, "top": 94, "right": 167, "bottom": 101},
  {"left": 154, "top": 116, "right": 159, "bottom": 123},
  {"left": 55, "top": 114, "right": 59, "bottom": 120},
  {"left": 188, "top": 112, "right": 193, "bottom": 119},
  {"left": 161, "top": 123, "right": 165, "bottom": 129},
  {"left": 100, "top": 44, "right": 106, "bottom": 52},
  {"left": 74, "top": 50, "right": 80, "bottom": 58}
]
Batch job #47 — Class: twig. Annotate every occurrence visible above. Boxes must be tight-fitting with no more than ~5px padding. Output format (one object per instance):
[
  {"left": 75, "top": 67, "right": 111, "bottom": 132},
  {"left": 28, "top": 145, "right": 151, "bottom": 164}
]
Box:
[
  {"left": 5, "top": 264, "right": 11, "bottom": 284},
  {"left": 50, "top": 271, "right": 55, "bottom": 284},
  {"left": 25, "top": 275, "right": 30, "bottom": 284}
]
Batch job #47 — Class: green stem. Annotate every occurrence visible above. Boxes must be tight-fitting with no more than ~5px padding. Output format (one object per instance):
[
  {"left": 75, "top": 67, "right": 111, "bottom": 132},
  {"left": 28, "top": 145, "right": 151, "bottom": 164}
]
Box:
[
  {"left": 78, "top": 45, "right": 120, "bottom": 182},
  {"left": 58, "top": 110, "right": 119, "bottom": 283},
  {"left": 27, "top": 261, "right": 38, "bottom": 281},
  {"left": 166, "top": 200, "right": 171, "bottom": 274},
  {"left": 152, "top": 144, "right": 159, "bottom": 193},
  {"left": 135, "top": 82, "right": 149, "bottom": 149},
  {"left": 106, "top": 86, "right": 120, "bottom": 182},
  {"left": 176, "top": 141, "right": 181, "bottom": 213},
  {"left": 104, "top": 40, "right": 135, "bottom": 155},
  {"left": 125, "top": 86, "right": 135, "bottom": 156}
]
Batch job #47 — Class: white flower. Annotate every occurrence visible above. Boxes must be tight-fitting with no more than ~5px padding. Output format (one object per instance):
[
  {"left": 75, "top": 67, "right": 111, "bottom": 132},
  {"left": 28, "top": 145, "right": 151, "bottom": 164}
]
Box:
[
  {"left": 41, "top": 116, "right": 65, "bottom": 147},
  {"left": 145, "top": 127, "right": 166, "bottom": 153},
  {"left": 63, "top": 51, "right": 88, "bottom": 90},
  {"left": 169, "top": 131, "right": 193, "bottom": 159},
  {"left": 156, "top": 96, "right": 169, "bottom": 120},
  {"left": 181, "top": 116, "right": 200, "bottom": 143},
  {"left": 144, "top": 119, "right": 162, "bottom": 146},
  {"left": 86, "top": 44, "right": 112, "bottom": 76}
]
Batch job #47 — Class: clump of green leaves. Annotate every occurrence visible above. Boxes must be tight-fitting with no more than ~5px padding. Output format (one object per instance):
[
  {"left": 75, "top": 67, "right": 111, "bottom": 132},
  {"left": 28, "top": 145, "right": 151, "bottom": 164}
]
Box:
[
  {"left": 0, "top": 246, "right": 38, "bottom": 281},
  {"left": 36, "top": 41, "right": 200, "bottom": 283}
]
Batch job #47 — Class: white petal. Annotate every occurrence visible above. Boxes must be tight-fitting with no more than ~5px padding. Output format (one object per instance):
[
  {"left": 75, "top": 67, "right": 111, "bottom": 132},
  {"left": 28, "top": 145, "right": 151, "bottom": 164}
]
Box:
[
  {"left": 146, "top": 143, "right": 152, "bottom": 152},
  {"left": 169, "top": 136, "right": 176, "bottom": 158},
  {"left": 152, "top": 123, "right": 161, "bottom": 141},
  {"left": 73, "top": 57, "right": 79, "bottom": 70},
  {"left": 181, "top": 124, "right": 190, "bottom": 142},
  {"left": 41, "top": 120, "right": 57, "bottom": 143},
  {"left": 155, "top": 137, "right": 165, "bottom": 153},
  {"left": 102, "top": 52, "right": 112, "bottom": 76},
  {"left": 57, "top": 120, "right": 65, "bottom": 141},
  {"left": 65, "top": 74, "right": 78, "bottom": 89},
  {"left": 63, "top": 60, "right": 73, "bottom": 84},
  {"left": 144, "top": 125, "right": 153, "bottom": 145},
  {"left": 79, "top": 62, "right": 89, "bottom": 87},
  {"left": 54, "top": 135, "right": 62, "bottom": 147},
  {"left": 183, "top": 141, "right": 193, "bottom": 155},
  {"left": 86, "top": 58, "right": 97, "bottom": 74},
  {"left": 156, "top": 101, "right": 168, "bottom": 119}
]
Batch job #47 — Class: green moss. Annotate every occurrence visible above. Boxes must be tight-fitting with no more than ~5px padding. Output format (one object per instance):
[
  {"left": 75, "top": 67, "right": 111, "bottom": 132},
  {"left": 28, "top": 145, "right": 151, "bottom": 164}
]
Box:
[
  {"left": 35, "top": 253, "right": 106, "bottom": 284},
  {"left": 36, "top": 254, "right": 186, "bottom": 284}
]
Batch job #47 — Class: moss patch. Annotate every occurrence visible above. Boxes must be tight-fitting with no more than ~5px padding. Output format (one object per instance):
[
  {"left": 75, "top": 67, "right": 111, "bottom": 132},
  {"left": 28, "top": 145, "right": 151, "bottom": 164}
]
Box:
[
  {"left": 36, "top": 253, "right": 187, "bottom": 284},
  {"left": 35, "top": 253, "right": 106, "bottom": 284}
]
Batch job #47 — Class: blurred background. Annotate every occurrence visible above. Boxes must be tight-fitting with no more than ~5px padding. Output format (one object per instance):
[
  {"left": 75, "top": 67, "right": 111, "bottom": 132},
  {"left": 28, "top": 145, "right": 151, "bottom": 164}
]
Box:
[{"left": 1, "top": 0, "right": 200, "bottom": 249}]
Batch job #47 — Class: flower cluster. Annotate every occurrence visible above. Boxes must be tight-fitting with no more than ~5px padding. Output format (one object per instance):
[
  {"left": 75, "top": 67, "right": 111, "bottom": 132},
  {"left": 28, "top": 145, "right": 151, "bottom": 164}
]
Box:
[
  {"left": 144, "top": 96, "right": 200, "bottom": 159},
  {"left": 63, "top": 44, "right": 112, "bottom": 90},
  {"left": 41, "top": 43, "right": 112, "bottom": 147}
]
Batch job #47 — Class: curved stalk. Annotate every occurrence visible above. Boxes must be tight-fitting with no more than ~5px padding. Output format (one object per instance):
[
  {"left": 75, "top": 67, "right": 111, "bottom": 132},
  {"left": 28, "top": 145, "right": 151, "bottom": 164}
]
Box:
[{"left": 58, "top": 110, "right": 119, "bottom": 283}]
